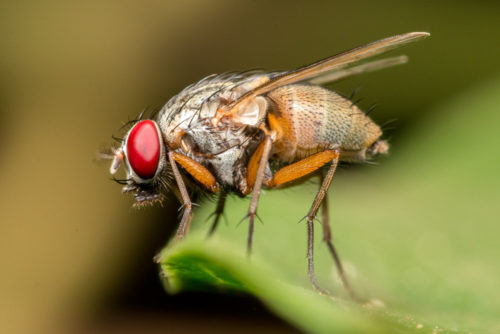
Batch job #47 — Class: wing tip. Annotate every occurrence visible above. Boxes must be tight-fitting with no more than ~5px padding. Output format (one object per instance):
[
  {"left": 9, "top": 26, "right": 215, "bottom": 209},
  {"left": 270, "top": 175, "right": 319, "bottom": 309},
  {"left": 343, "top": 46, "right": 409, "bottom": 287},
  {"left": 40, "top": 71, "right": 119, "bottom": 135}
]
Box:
[{"left": 407, "top": 31, "right": 431, "bottom": 39}]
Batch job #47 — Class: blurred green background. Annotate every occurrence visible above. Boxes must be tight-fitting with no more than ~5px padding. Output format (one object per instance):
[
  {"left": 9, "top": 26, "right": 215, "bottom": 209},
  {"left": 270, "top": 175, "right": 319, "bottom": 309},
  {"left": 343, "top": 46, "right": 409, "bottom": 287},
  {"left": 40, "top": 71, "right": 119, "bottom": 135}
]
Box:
[{"left": 0, "top": 1, "right": 499, "bottom": 333}]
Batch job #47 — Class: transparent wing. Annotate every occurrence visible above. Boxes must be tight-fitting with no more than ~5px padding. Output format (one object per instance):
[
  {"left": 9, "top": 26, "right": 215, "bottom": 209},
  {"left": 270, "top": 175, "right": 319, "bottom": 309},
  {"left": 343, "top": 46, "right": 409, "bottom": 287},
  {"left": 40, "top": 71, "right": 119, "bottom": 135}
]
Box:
[
  {"left": 213, "top": 32, "right": 429, "bottom": 123},
  {"left": 308, "top": 55, "right": 408, "bottom": 85}
]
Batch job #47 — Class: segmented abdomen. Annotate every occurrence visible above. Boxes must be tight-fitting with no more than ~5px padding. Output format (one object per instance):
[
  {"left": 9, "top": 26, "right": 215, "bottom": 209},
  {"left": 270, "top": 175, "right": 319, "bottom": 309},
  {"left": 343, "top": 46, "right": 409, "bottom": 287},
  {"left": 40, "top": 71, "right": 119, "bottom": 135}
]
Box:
[{"left": 267, "top": 84, "right": 382, "bottom": 161}]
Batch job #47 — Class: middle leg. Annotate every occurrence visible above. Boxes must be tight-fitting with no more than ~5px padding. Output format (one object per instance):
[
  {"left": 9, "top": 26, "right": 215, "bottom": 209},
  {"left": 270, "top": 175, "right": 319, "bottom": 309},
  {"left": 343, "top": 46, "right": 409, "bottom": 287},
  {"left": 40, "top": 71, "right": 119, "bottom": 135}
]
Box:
[
  {"left": 245, "top": 134, "right": 273, "bottom": 254},
  {"left": 207, "top": 189, "right": 227, "bottom": 237}
]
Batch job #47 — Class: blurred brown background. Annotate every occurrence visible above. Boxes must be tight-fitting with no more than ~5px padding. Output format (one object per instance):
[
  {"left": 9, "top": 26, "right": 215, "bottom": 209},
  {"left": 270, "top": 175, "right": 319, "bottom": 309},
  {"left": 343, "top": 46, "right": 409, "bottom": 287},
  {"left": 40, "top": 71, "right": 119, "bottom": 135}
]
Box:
[{"left": 1, "top": 1, "right": 499, "bottom": 333}]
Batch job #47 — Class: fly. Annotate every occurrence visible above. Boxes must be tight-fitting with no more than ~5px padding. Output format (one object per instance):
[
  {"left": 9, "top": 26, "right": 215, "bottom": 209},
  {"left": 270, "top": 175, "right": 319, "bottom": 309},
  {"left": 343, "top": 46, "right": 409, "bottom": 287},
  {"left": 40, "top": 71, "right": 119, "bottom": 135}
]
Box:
[{"left": 106, "top": 32, "right": 430, "bottom": 299}]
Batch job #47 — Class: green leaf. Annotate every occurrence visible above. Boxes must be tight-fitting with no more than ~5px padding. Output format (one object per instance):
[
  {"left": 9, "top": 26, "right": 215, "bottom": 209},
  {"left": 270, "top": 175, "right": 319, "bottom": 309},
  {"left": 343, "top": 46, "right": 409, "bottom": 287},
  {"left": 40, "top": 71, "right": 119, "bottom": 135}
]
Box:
[
  {"left": 158, "top": 77, "right": 500, "bottom": 333},
  {"left": 159, "top": 240, "right": 388, "bottom": 334}
]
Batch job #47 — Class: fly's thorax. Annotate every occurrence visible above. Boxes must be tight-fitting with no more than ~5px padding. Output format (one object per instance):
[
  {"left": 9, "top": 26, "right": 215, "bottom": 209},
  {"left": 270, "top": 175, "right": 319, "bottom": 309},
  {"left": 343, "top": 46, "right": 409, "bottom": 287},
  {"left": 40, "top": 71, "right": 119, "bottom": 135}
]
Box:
[
  {"left": 157, "top": 72, "right": 272, "bottom": 147},
  {"left": 157, "top": 85, "right": 224, "bottom": 148},
  {"left": 154, "top": 73, "right": 273, "bottom": 190}
]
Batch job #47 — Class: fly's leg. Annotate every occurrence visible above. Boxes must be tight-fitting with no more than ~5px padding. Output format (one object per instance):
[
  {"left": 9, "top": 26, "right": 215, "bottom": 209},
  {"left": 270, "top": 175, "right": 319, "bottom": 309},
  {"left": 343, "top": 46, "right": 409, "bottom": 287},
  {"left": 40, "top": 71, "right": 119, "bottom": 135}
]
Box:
[
  {"left": 266, "top": 149, "right": 340, "bottom": 295},
  {"left": 303, "top": 153, "right": 339, "bottom": 295},
  {"left": 247, "top": 144, "right": 358, "bottom": 298},
  {"left": 168, "top": 151, "right": 220, "bottom": 239},
  {"left": 245, "top": 134, "right": 273, "bottom": 254},
  {"left": 170, "top": 152, "right": 219, "bottom": 193},
  {"left": 306, "top": 213, "right": 329, "bottom": 295},
  {"left": 320, "top": 173, "right": 331, "bottom": 243},
  {"left": 319, "top": 171, "right": 360, "bottom": 301},
  {"left": 207, "top": 190, "right": 227, "bottom": 237},
  {"left": 168, "top": 152, "right": 194, "bottom": 239}
]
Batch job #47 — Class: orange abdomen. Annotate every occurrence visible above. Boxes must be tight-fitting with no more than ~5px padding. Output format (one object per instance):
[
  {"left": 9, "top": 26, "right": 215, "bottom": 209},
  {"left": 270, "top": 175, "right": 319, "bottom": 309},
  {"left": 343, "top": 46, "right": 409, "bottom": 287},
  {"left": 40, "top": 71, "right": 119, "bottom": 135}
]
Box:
[{"left": 267, "top": 84, "right": 382, "bottom": 162}]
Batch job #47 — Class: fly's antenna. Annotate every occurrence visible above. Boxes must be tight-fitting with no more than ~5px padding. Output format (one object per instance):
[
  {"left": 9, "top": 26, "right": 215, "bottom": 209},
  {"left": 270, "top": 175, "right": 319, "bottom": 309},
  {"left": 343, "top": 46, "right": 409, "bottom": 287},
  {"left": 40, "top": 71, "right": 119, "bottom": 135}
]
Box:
[{"left": 109, "top": 147, "right": 124, "bottom": 175}]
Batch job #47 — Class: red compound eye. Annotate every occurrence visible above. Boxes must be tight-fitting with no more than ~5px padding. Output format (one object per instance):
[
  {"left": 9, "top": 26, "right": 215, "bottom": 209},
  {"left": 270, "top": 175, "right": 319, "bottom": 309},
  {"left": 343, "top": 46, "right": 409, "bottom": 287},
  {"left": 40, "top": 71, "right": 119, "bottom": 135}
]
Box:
[{"left": 126, "top": 120, "right": 160, "bottom": 179}]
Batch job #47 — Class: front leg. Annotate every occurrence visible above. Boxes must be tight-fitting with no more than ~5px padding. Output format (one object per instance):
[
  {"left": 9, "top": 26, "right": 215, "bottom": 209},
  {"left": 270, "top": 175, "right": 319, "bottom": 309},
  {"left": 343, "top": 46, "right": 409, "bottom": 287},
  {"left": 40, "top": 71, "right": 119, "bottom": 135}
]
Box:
[
  {"left": 168, "top": 152, "right": 194, "bottom": 239},
  {"left": 168, "top": 151, "right": 219, "bottom": 239}
]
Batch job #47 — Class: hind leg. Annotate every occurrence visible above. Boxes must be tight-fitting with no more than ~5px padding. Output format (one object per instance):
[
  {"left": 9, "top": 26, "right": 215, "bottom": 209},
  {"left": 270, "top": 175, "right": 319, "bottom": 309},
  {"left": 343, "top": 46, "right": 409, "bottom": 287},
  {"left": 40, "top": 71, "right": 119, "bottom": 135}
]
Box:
[
  {"left": 266, "top": 150, "right": 340, "bottom": 295},
  {"left": 319, "top": 171, "right": 360, "bottom": 300}
]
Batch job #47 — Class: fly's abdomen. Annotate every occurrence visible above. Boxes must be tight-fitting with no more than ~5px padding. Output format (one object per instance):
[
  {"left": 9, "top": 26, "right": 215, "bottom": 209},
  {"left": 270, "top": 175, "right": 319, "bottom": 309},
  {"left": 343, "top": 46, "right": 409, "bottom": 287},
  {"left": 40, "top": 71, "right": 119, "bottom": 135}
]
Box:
[{"left": 267, "top": 84, "right": 382, "bottom": 162}]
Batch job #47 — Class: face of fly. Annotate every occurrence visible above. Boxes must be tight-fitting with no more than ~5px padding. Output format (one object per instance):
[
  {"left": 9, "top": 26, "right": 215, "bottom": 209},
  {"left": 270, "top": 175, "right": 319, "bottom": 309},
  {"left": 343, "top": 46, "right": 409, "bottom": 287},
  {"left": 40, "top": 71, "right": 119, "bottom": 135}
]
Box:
[{"left": 110, "top": 120, "right": 169, "bottom": 205}]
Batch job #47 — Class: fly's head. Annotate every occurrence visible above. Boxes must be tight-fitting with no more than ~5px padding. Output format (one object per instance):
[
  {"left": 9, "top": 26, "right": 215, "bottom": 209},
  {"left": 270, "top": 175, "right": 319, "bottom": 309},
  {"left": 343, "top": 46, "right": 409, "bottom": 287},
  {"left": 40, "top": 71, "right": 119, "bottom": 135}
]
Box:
[{"left": 110, "top": 119, "right": 172, "bottom": 206}]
